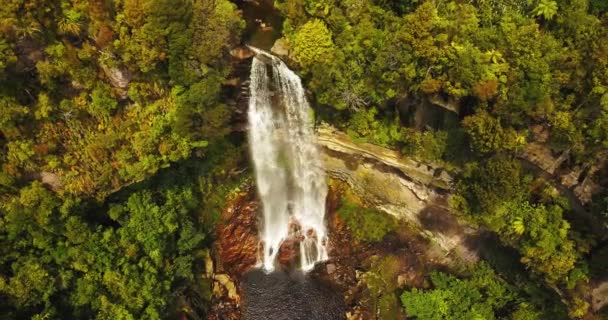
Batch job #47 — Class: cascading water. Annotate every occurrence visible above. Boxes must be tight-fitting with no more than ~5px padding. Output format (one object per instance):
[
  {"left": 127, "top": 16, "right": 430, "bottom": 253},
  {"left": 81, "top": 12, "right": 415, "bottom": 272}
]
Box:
[{"left": 247, "top": 47, "right": 328, "bottom": 272}]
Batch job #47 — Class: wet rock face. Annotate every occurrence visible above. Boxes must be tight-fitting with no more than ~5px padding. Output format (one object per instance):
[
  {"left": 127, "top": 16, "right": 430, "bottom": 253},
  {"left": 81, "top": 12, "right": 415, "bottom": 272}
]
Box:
[
  {"left": 306, "top": 182, "right": 434, "bottom": 319},
  {"left": 277, "top": 236, "right": 300, "bottom": 267},
  {"left": 215, "top": 186, "right": 316, "bottom": 275},
  {"left": 216, "top": 189, "right": 260, "bottom": 276},
  {"left": 211, "top": 180, "right": 440, "bottom": 319}
]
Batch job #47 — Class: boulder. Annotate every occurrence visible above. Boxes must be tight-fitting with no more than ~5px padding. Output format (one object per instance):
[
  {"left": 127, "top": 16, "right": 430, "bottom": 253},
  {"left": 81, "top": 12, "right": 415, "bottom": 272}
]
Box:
[
  {"left": 592, "top": 280, "right": 608, "bottom": 312},
  {"left": 230, "top": 46, "right": 255, "bottom": 60},
  {"left": 277, "top": 237, "right": 300, "bottom": 266},
  {"left": 214, "top": 274, "right": 239, "bottom": 302},
  {"left": 271, "top": 38, "right": 291, "bottom": 60},
  {"left": 101, "top": 65, "right": 130, "bottom": 89},
  {"left": 40, "top": 171, "right": 62, "bottom": 191}
]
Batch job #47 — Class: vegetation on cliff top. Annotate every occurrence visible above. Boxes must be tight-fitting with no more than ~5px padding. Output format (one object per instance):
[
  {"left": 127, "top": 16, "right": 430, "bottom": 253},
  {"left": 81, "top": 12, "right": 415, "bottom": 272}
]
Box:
[
  {"left": 1, "top": 0, "right": 243, "bottom": 318},
  {"left": 277, "top": 0, "right": 607, "bottom": 317},
  {"left": 1, "top": 0, "right": 607, "bottom": 318}
]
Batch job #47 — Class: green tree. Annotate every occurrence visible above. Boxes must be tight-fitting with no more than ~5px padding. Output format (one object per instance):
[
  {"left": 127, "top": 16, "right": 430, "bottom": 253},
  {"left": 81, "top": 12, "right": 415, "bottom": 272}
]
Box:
[
  {"left": 498, "top": 201, "right": 577, "bottom": 284},
  {"left": 401, "top": 263, "right": 518, "bottom": 320},
  {"left": 462, "top": 111, "right": 524, "bottom": 154},
  {"left": 533, "top": 0, "right": 558, "bottom": 20},
  {"left": 291, "top": 19, "right": 335, "bottom": 69},
  {"left": 455, "top": 156, "right": 525, "bottom": 215}
]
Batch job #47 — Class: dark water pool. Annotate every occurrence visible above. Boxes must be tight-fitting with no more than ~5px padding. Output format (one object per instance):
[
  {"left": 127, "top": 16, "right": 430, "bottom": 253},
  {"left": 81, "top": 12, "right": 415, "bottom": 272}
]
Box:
[{"left": 241, "top": 269, "right": 345, "bottom": 320}]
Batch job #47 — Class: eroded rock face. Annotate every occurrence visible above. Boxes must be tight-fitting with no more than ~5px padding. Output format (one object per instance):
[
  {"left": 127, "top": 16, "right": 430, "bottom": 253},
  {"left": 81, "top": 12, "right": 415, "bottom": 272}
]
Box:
[
  {"left": 518, "top": 125, "right": 607, "bottom": 206},
  {"left": 215, "top": 188, "right": 260, "bottom": 276},
  {"left": 101, "top": 65, "right": 130, "bottom": 89},
  {"left": 316, "top": 124, "right": 481, "bottom": 264}
]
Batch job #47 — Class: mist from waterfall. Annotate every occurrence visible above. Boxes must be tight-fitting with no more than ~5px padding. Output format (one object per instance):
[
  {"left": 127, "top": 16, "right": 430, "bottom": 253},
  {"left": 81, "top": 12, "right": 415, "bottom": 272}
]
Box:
[{"left": 247, "top": 47, "right": 328, "bottom": 272}]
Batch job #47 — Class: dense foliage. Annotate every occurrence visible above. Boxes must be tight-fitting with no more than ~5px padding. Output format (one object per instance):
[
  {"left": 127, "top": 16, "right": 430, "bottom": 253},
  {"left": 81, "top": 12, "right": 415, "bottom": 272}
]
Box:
[
  {"left": 0, "top": 0, "right": 243, "bottom": 318},
  {"left": 276, "top": 0, "right": 607, "bottom": 317},
  {"left": 1, "top": 181, "right": 203, "bottom": 319},
  {"left": 337, "top": 194, "right": 396, "bottom": 242},
  {"left": 278, "top": 0, "right": 608, "bottom": 161},
  {"left": 402, "top": 262, "right": 558, "bottom": 320},
  {"left": 0, "top": 0, "right": 243, "bottom": 198},
  {"left": 1, "top": 0, "right": 607, "bottom": 318}
]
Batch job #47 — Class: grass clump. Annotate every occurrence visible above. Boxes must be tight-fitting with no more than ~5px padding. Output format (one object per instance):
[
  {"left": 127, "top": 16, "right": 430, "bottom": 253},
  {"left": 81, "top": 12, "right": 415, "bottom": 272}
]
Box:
[{"left": 337, "top": 194, "right": 396, "bottom": 242}]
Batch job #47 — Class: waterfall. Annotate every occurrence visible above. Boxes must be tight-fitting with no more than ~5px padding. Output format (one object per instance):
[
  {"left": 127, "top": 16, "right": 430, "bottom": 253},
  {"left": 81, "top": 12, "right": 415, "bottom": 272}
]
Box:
[{"left": 247, "top": 47, "right": 328, "bottom": 272}]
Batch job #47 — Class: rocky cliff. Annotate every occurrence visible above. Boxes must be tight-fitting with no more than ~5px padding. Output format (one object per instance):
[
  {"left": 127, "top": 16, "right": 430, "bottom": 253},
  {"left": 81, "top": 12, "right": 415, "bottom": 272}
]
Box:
[{"left": 316, "top": 124, "right": 482, "bottom": 264}]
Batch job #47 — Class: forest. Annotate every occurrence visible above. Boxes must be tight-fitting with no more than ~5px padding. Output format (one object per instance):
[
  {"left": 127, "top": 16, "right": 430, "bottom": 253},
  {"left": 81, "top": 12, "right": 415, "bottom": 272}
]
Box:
[{"left": 0, "top": 0, "right": 607, "bottom": 319}]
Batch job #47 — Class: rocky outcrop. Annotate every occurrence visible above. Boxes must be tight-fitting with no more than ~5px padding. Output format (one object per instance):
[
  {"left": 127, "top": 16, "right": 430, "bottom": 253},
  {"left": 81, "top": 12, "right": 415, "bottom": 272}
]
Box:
[
  {"left": 317, "top": 125, "right": 452, "bottom": 191},
  {"left": 100, "top": 64, "right": 130, "bottom": 99},
  {"left": 203, "top": 248, "right": 241, "bottom": 320},
  {"left": 519, "top": 125, "right": 607, "bottom": 207},
  {"left": 591, "top": 280, "right": 608, "bottom": 312},
  {"left": 101, "top": 65, "right": 130, "bottom": 89},
  {"left": 428, "top": 93, "right": 460, "bottom": 114},
  {"left": 317, "top": 124, "right": 480, "bottom": 263},
  {"left": 230, "top": 46, "right": 255, "bottom": 60},
  {"left": 215, "top": 187, "right": 260, "bottom": 276},
  {"left": 271, "top": 38, "right": 292, "bottom": 60}
]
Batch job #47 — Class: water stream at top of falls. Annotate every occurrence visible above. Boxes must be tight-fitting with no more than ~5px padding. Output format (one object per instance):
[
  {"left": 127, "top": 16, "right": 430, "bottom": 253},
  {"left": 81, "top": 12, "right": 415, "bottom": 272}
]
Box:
[{"left": 247, "top": 47, "right": 328, "bottom": 272}]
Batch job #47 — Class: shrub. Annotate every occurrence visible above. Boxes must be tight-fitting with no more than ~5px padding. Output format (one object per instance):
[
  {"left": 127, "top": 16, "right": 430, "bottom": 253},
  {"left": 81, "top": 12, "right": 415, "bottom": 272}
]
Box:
[
  {"left": 291, "top": 19, "right": 334, "bottom": 68},
  {"left": 337, "top": 197, "right": 396, "bottom": 242}
]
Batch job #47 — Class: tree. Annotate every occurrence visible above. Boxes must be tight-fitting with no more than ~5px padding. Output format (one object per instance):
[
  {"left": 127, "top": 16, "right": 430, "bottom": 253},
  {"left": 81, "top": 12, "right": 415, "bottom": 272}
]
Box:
[
  {"left": 401, "top": 263, "right": 520, "bottom": 320},
  {"left": 455, "top": 156, "right": 525, "bottom": 216},
  {"left": 462, "top": 111, "right": 524, "bottom": 154},
  {"left": 533, "top": 0, "right": 558, "bottom": 20},
  {"left": 499, "top": 201, "right": 578, "bottom": 284},
  {"left": 291, "top": 19, "right": 335, "bottom": 69}
]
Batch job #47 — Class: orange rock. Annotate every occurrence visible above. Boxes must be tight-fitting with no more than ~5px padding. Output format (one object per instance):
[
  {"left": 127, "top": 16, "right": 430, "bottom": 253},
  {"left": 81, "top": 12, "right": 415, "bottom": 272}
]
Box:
[
  {"left": 216, "top": 191, "right": 260, "bottom": 276},
  {"left": 277, "top": 237, "right": 300, "bottom": 266}
]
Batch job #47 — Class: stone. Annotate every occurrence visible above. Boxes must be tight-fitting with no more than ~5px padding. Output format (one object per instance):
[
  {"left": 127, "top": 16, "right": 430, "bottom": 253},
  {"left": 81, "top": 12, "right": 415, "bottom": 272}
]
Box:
[
  {"left": 271, "top": 38, "right": 291, "bottom": 59},
  {"left": 317, "top": 124, "right": 481, "bottom": 265},
  {"left": 428, "top": 93, "right": 460, "bottom": 114},
  {"left": 520, "top": 142, "right": 567, "bottom": 175},
  {"left": 214, "top": 274, "right": 239, "bottom": 302},
  {"left": 203, "top": 249, "right": 214, "bottom": 277},
  {"left": 216, "top": 191, "right": 260, "bottom": 276},
  {"left": 212, "top": 281, "right": 223, "bottom": 298},
  {"left": 230, "top": 46, "right": 255, "bottom": 60},
  {"left": 560, "top": 166, "right": 584, "bottom": 188},
  {"left": 591, "top": 281, "right": 608, "bottom": 312},
  {"left": 397, "top": 274, "right": 408, "bottom": 288},
  {"left": 317, "top": 124, "right": 452, "bottom": 190},
  {"left": 40, "top": 171, "right": 62, "bottom": 191},
  {"left": 326, "top": 263, "right": 336, "bottom": 275},
  {"left": 101, "top": 65, "right": 130, "bottom": 89},
  {"left": 277, "top": 237, "right": 300, "bottom": 266}
]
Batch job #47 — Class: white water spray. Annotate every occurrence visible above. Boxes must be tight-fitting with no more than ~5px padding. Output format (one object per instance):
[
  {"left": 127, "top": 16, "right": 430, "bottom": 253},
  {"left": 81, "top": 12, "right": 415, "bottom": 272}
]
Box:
[{"left": 247, "top": 47, "right": 328, "bottom": 272}]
